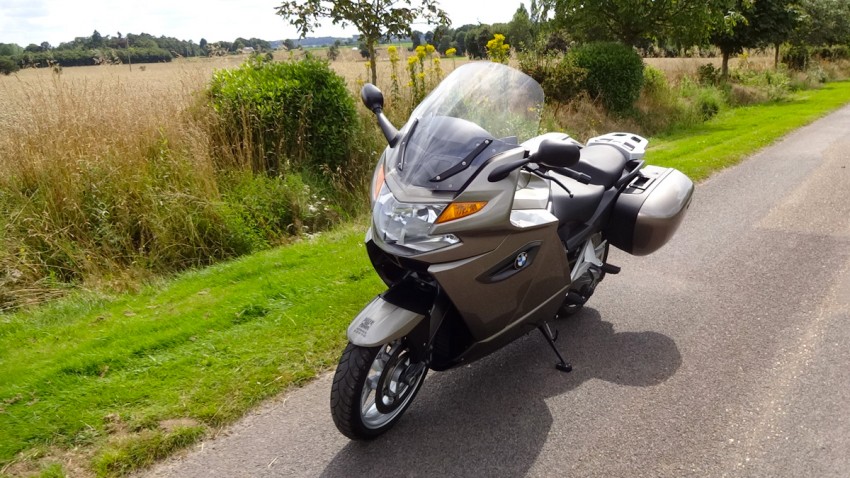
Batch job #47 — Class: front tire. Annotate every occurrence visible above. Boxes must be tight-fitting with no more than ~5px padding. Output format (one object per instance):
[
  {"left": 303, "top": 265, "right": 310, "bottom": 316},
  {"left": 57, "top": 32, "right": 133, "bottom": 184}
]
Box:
[{"left": 330, "top": 340, "right": 427, "bottom": 440}]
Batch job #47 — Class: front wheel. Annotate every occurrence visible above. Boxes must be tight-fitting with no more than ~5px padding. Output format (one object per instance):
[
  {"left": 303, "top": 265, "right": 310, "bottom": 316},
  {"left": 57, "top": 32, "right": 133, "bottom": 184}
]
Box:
[{"left": 330, "top": 340, "right": 427, "bottom": 440}]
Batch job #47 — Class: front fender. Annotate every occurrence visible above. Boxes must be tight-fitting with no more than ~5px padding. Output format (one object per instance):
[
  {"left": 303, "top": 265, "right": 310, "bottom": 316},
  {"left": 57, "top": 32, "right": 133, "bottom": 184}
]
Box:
[{"left": 347, "top": 296, "right": 426, "bottom": 347}]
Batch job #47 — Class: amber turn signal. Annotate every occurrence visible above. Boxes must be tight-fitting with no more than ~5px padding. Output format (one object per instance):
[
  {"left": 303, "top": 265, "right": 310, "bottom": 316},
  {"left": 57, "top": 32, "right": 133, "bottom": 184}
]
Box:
[
  {"left": 371, "top": 163, "right": 386, "bottom": 202},
  {"left": 435, "top": 201, "right": 487, "bottom": 224}
]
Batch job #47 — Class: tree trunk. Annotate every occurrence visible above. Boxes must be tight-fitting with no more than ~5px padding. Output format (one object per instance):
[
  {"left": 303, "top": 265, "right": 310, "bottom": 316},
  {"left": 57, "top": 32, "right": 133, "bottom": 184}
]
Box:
[
  {"left": 368, "top": 40, "right": 377, "bottom": 85},
  {"left": 721, "top": 51, "right": 730, "bottom": 78},
  {"left": 774, "top": 43, "right": 780, "bottom": 69}
]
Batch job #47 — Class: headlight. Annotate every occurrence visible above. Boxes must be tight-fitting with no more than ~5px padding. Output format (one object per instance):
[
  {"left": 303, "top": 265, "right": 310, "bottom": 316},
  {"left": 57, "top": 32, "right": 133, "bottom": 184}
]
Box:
[{"left": 373, "top": 183, "right": 460, "bottom": 253}]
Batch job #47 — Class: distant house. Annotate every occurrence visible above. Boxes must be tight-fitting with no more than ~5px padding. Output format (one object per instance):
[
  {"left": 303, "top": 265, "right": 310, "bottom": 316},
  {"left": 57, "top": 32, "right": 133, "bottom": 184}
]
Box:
[{"left": 242, "top": 47, "right": 255, "bottom": 54}]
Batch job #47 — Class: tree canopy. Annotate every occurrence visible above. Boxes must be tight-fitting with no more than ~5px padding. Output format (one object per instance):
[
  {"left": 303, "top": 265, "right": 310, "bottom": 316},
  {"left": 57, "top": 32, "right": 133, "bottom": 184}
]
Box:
[
  {"left": 276, "top": 0, "right": 450, "bottom": 84},
  {"left": 553, "top": 0, "right": 719, "bottom": 48}
]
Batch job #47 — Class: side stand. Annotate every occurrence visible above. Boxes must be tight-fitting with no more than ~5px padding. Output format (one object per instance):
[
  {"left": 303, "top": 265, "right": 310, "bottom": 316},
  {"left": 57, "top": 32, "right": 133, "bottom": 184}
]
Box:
[{"left": 539, "top": 323, "right": 572, "bottom": 373}]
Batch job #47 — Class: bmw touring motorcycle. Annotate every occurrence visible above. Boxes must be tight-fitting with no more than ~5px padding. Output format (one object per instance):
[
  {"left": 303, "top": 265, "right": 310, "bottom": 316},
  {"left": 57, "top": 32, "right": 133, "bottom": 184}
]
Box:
[{"left": 331, "top": 62, "right": 694, "bottom": 440}]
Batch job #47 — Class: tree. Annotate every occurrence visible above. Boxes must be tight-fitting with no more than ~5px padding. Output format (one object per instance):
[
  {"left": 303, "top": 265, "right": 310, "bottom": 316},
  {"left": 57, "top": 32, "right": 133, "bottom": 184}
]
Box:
[
  {"left": 792, "top": 0, "right": 850, "bottom": 47},
  {"left": 453, "top": 24, "right": 477, "bottom": 55},
  {"left": 553, "top": 0, "right": 717, "bottom": 48},
  {"left": 0, "top": 56, "right": 20, "bottom": 75},
  {"left": 465, "top": 26, "right": 493, "bottom": 59},
  {"left": 508, "top": 4, "right": 535, "bottom": 51},
  {"left": 90, "top": 30, "right": 104, "bottom": 48},
  {"left": 411, "top": 30, "right": 423, "bottom": 49},
  {"left": 438, "top": 32, "right": 453, "bottom": 54},
  {"left": 276, "top": 0, "right": 450, "bottom": 84},
  {"left": 751, "top": 0, "right": 800, "bottom": 68},
  {"left": 705, "top": 0, "right": 803, "bottom": 75},
  {"left": 453, "top": 32, "right": 466, "bottom": 56},
  {"left": 358, "top": 39, "right": 372, "bottom": 58},
  {"left": 328, "top": 40, "right": 341, "bottom": 60},
  {"left": 0, "top": 43, "right": 24, "bottom": 56},
  {"left": 708, "top": 1, "right": 755, "bottom": 76}
]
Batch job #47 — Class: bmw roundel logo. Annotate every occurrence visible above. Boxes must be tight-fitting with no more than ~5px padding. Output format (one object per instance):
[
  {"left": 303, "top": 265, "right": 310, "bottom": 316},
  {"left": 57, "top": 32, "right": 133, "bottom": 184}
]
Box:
[{"left": 514, "top": 251, "right": 529, "bottom": 270}]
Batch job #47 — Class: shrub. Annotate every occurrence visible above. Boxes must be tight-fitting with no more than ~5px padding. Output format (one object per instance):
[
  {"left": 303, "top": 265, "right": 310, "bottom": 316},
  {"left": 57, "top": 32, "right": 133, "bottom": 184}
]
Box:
[
  {"left": 543, "top": 30, "right": 571, "bottom": 53},
  {"left": 517, "top": 50, "right": 587, "bottom": 103},
  {"left": 486, "top": 34, "right": 511, "bottom": 64},
  {"left": 783, "top": 45, "right": 810, "bottom": 71},
  {"left": 642, "top": 65, "right": 668, "bottom": 95},
  {"left": 0, "top": 56, "right": 19, "bottom": 75},
  {"left": 633, "top": 66, "right": 695, "bottom": 136},
  {"left": 697, "top": 63, "right": 721, "bottom": 86},
  {"left": 570, "top": 42, "right": 644, "bottom": 113},
  {"left": 696, "top": 88, "right": 723, "bottom": 120},
  {"left": 219, "top": 171, "right": 339, "bottom": 244},
  {"left": 813, "top": 45, "right": 850, "bottom": 61},
  {"left": 677, "top": 77, "right": 727, "bottom": 123},
  {"left": 727, "top": 84, "right": 769, "bottom": 106},
  {"left": 731, "top": 67, "right": 792, "bottom": 101},
  {"left": 208, "top": 56, "right": 358, "bottom": 175}
]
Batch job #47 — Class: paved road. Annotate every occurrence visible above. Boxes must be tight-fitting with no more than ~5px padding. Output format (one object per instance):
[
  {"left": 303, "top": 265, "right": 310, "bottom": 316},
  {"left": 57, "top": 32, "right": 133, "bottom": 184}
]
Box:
[{"left": 145, "top": 104, "right": 850, "bottom": 478}]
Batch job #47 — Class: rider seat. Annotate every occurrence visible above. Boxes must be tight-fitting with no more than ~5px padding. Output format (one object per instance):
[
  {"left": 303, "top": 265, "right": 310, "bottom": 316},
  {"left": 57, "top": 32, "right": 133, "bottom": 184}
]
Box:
[
  {"left": 548, "top": 174, "right": 605, "bottom": 226},
  {"left": 573, "top": 144, "right": 628, "bottom": 189}
]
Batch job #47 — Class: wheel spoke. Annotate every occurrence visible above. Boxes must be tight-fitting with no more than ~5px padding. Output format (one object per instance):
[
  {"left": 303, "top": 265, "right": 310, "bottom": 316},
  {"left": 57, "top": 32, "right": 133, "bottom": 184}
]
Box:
[
  {"left": 360, "top": 383, "right": 374, "bottom": 409},
  {"left": 354, "top": 340, "right": 426, "bottom": 431}
]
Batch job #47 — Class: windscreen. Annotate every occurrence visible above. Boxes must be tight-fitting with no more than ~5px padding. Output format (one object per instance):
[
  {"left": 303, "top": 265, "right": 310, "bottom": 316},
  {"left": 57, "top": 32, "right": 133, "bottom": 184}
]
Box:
[{"left": 384, "top": 62, "right": 544, "bottom": 193}]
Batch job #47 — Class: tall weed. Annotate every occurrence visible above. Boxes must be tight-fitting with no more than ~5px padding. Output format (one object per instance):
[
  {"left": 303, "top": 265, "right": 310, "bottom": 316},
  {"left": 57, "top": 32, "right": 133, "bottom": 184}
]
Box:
[{"left": 0, "top": 61, "right": 365, "bottom": 309}]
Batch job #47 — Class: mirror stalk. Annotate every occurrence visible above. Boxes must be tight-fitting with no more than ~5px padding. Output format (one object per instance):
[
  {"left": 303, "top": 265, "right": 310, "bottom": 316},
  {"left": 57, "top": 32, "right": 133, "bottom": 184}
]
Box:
[
  {"left": 373, "top": 107, "right": 400, "bottom": 147},
  {"left": 361, "top": 83, "right": 400, "bottom": 147}
]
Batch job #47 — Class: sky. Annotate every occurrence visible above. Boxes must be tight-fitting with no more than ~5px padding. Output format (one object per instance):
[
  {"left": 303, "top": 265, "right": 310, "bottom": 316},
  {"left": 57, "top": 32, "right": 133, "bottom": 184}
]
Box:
[{"left": 0, "top": 0, "right": 527, "bottom": 47}]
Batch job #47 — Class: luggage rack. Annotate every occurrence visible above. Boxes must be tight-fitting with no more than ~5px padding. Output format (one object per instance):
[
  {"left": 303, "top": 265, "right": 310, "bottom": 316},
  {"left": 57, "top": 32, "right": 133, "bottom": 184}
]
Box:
[{"left": 586, "top": 132, "right": 648, "bottom": 161}]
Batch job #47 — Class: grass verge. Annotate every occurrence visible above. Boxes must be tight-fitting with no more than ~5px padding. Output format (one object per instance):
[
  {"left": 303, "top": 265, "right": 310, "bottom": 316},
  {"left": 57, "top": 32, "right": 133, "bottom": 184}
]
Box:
[
  {"left": 0, "top": 224, "right": 383, "bottom": 477},
  {"left": 2, "top": 82, "right": 850, "bottom": 477},
  {"left": 648, "top": 81, "right": 850, "bottom": 180}
]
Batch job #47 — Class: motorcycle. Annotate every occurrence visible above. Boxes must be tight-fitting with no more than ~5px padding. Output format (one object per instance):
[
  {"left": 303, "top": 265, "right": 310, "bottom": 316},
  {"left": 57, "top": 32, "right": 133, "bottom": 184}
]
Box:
[{"left": 330, "top": 62, "right": 693, "bottom": 440}]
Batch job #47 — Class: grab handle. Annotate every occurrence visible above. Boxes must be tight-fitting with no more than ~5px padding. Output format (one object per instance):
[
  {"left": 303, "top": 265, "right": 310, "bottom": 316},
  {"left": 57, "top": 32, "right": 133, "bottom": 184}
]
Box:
[{"left": 615, "top": 159, "right": 645, "bottom": 189}]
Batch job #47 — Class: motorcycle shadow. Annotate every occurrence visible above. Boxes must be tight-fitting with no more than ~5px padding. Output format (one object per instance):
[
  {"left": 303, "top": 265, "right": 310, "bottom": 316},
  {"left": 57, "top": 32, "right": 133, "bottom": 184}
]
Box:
[{"left": 321, "top": 308, "right": 681, "bottom": 477}]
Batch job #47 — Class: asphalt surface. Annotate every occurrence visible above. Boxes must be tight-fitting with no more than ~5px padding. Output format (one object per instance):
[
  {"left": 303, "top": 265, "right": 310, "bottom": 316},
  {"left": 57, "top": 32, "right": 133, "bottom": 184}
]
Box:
[{"left": 145, "top": 104, "right": 850, "bottom": 478}]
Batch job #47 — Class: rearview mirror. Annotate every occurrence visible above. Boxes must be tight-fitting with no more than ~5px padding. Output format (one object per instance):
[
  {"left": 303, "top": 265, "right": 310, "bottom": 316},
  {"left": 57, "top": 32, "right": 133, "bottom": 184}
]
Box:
[
  {"left": 360, "top": 84, "right": 399, "bottom": 147},
  {"left": 361, "top": 84, "right": 385, "bottom": 113},
  {"left": 533, "top": 139, "right": 580, "bottom": 169}
]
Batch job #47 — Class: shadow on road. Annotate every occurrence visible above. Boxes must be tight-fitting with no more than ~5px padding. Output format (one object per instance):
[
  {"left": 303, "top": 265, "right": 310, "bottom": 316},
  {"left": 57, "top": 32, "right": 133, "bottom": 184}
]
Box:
[{"left": 321, "top": 308, "right": 681, "bottom": 477}]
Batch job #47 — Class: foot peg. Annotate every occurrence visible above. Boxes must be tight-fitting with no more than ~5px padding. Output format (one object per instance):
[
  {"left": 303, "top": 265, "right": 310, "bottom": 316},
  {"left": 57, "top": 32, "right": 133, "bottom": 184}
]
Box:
[
  {"left": 601, "top": 263, "right": 621, "bottom": 274},
  {"left": 539, "top": 323, "right": 572, "bottom": 373}
]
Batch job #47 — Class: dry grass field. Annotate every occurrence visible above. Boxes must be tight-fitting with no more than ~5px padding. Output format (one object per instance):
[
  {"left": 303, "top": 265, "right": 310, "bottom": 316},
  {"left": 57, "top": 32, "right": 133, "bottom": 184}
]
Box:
[
  {"left": 0, "top": 46, "right": 466, "bottom": 136},
  {"left": 0, "top": 47, "right": 463, "bottom": 306},
  {"left": 0, "top": 47, "right": 766, "bottom": 135},
  {"left": 0, "top": 48, "right": 788, "bottom": 308}
]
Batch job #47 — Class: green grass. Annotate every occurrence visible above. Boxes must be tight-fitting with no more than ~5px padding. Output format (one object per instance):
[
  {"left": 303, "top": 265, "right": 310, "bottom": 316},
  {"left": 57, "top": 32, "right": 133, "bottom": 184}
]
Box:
[
  {"left": 2, "top": 81, "right": 850, "bottom": 477},
  {"left": 0, "top": 224, "right": 382, "bottom": 476},
  {"left": 648, "top": 81, "right": 850, "bottom": 180}
]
